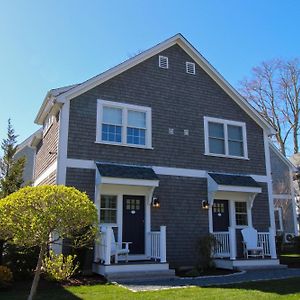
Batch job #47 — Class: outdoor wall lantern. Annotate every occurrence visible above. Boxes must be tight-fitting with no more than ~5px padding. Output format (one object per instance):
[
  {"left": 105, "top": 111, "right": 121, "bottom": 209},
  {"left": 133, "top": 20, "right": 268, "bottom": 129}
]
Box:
[
  {"left": 152, "top": 197, "right": 160, "bottom": 208},
  {"left": 202, "top": 200, "right": 209, "bottom": 209}
]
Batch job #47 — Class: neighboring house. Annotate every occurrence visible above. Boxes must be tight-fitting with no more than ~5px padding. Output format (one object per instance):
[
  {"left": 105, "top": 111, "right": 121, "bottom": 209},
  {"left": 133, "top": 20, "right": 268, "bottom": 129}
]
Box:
[
  {"left": 269, "top": 142, "right": 298, "bottom": 240},
  {"left": 31, "top": 34, "right": 282, "bottom": 275},
  {"left": 15, "top": 130, "right": 41, "bottom": 185}
]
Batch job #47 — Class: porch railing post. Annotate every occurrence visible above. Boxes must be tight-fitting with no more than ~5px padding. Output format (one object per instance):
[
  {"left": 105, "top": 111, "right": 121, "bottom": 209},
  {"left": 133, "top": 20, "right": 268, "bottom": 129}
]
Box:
[
  {"left": 160, "top": 226, "right": 167, "bottom": 263},
  {"left": 229, "top": 227, "right": 236, "bottom": 260},
  {"left": 269, "top": 227, "right": 277, "bottom": 259},
  {"left": 104, "top": 226, "right": 112, "bottom": 265}
]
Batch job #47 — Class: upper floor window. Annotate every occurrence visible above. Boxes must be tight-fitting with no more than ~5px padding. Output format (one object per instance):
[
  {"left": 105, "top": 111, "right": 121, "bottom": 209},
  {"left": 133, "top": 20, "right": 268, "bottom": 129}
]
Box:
[
  {"left": 204, "top": 117, "right": 248, "bottom": 159},
  {"left": 97, "top": 99, "right": 152, "bottom": 148},
  {"left": 43, "top": 115, "right": 55, "bottom": 136}
]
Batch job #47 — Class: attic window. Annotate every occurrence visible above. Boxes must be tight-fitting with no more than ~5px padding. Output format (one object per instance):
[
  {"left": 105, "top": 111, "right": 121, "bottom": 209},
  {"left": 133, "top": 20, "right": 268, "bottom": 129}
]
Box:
[
  {"left": 43, "top": 115, "right": 54, "bottom": 136},
  {"left": 159, "top": 56, "right": 168, "bottom": 69},
  {"left": 186, "top": 62, "right": 195, "bottom": 75}
]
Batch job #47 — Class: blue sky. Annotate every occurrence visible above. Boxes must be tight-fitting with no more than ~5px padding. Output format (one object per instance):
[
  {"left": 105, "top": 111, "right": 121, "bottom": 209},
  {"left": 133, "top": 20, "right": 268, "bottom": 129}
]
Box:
[{"left": 1, "top": 0, "right": 300, "bottom": 146}]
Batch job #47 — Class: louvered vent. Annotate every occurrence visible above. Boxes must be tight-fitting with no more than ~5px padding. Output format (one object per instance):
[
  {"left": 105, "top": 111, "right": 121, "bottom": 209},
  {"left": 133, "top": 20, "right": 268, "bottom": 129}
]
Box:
[
  {"left": 159, "top": 56, "right": 169, "bottom": 69},
  {"left": 186, "top": 62, "right": 195, "bottom": 75}
]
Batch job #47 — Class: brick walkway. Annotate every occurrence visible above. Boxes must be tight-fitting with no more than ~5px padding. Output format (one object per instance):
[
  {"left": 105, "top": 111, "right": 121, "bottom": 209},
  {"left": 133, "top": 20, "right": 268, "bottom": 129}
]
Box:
[{"left": 115, "top": 268, "right": 300, "bottom": 292}]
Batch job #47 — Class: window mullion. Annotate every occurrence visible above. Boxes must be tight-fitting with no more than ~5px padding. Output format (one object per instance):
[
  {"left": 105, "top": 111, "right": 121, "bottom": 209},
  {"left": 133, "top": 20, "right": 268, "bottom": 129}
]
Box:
[
  {"left": 224, "top": 123, "right": 229, "bottom": 155},
  {"left": 122, "top": 108, "right": 127, "bottom": 145}
]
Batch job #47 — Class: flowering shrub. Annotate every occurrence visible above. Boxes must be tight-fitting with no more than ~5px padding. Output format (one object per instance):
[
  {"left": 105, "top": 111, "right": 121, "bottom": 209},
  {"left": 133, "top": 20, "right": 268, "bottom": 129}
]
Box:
[{"left": 43, "top": 251, "right": 79, "bottom": 282}]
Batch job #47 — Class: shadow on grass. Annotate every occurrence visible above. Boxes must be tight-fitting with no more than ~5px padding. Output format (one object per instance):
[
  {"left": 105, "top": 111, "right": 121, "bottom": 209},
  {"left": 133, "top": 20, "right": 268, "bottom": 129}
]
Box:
[
  {"left": 206, "top": 277, "right": 300, "bottom": 296},
  {"left": 0, "top": 279, "right": 82, "bottom": 300}
]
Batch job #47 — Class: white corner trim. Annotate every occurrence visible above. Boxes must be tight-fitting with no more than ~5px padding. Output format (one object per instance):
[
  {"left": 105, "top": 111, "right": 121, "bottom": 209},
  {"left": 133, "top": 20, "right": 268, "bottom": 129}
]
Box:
[{"left": 34, "top": 161, "right": 57, "bottom": 186}]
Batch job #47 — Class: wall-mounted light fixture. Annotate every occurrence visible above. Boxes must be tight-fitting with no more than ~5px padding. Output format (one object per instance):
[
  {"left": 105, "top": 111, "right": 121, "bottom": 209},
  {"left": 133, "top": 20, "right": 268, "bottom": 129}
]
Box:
[
  {"left": 152, "top": 197, "right": 160, "bottom": 208},
  {"left": 202, "top": 200, "right": 209, "bottom": 209}
]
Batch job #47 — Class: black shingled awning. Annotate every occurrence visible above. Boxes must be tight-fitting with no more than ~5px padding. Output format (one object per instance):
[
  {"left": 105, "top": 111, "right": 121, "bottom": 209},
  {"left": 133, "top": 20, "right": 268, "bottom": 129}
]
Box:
[
  {"left": 208, "top": 173, "right": 261, "bottom": 188},
  {"left": 96, "top": 163, "right": 158, "bottom": 180}
]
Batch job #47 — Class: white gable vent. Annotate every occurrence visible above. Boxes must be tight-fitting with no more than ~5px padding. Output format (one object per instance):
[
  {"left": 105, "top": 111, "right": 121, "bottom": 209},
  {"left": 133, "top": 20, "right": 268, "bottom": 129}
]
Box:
[
  {"left": 186, "top": 62, "right": 195, "bottom": 75},
  {"left": 159, "top": 56, "right": 169, "bottom": 69}
]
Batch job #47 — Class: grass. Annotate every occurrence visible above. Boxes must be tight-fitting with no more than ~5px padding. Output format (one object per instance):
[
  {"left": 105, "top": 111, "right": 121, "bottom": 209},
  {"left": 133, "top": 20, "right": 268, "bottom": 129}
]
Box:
[
  {"left": 280, "top": 253, "right": 300, "bottom": 258},
  {"left": 2, "top": 277, "right": 300, "bottom": 300}
]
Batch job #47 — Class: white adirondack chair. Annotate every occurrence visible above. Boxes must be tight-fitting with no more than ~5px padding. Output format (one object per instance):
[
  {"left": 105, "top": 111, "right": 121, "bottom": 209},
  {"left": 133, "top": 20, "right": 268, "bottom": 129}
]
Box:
[
  {"left": 110, "top": 230, "right": 131, "bottom": 263},
  {"left": 241, "top": 227, "right": 264, "bottom": 259}
]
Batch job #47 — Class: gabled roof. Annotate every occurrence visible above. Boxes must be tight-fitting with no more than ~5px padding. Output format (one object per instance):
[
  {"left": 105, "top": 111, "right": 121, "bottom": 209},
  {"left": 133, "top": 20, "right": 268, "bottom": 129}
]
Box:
[
  {"left": 34, "top": 34, "right": 275, "bottom": 135},
  {"left": 16, "top": 129, "right": 42, "bottom": 153},
  {"left": 269, "top": 140, "right": 297, "bottom": 171}
]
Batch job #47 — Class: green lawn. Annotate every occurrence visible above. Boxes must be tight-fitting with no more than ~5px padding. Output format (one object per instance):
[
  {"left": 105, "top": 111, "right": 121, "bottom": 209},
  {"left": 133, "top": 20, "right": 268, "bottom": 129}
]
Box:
[{"left": 2, "top": 277, "right": 300, "bottom": 300}]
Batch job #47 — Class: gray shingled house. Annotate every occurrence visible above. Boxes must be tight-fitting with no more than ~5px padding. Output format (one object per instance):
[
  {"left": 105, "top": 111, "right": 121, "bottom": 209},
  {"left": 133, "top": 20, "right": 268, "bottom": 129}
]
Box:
[{"left": 30, "top": 34, "right": 290, "bottom": 277}]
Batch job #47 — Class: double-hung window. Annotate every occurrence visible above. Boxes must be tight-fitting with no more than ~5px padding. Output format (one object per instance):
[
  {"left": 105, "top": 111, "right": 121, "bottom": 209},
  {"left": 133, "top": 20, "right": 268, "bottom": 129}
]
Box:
[
  {"left": 97, "top": 99, "right": 152, "bottom": 148},
  {"left": 204, "top": 117, "right": 248, "bottom": 159},
  {"left": 235, "top": 202, "right": 248, "bottom": 226},
  {"left": 100, "top": 195, "right": 117, "bottom": 224}
]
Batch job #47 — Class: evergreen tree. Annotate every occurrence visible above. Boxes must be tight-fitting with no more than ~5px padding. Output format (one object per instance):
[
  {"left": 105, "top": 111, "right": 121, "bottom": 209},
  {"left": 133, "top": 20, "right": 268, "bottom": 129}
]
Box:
[
  {"left": 0, "top": 119, "right": 25, "bottom": 198},
  {"left": 0, "top": 119, "right": 26, "bottom": 264}
]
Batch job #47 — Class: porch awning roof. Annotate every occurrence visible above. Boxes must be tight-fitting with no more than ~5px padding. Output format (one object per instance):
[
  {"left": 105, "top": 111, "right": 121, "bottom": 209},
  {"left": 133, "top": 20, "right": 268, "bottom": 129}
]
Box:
[
  {"left": 96, "top": 163, "right": 159, "bottom": 187},
  {"left": 208, "top": 173, "right": 262, "bottom": 194},
  {"left": 208, "top": 173, "right": 261, "bottom": 188}
]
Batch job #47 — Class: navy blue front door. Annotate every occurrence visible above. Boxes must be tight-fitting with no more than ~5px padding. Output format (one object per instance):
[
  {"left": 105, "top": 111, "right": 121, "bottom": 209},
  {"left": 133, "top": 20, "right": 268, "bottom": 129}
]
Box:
[
  {"left": 212, "top": 200, "right": 230, "bottom": 232},
  {"left": 122, "top": 195, "right": 145, "bottom": 254}
]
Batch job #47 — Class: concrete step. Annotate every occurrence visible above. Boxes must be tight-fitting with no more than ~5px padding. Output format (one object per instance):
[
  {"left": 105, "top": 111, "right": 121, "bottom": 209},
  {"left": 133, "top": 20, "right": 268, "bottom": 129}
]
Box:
[{"left": 107, "top": 269, "right": 176, "bottom": 282}]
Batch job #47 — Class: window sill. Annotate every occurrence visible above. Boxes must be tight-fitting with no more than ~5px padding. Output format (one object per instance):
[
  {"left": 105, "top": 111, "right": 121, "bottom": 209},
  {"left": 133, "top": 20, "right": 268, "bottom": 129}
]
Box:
[
  {"left": 95, "top": 140, "right": 154, "bottom": 150},
  {"left": 204, "top": 153, "right": 249, "bottom": 160}
]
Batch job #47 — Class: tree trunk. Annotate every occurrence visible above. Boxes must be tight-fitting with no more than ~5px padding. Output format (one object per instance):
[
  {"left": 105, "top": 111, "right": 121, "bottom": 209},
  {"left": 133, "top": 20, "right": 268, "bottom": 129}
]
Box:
[
  {"left": 28, "top": 244, "right": 47, "bottom": 300},
  {"left": 294, "top": 121, "right": 299, "bottom": 154}
]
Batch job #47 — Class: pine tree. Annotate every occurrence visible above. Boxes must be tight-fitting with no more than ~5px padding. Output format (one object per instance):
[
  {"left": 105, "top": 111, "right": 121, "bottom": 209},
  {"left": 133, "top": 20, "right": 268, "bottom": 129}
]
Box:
[
  {"left": 0, "top": 119, "right": 26, "bottom": 264},
  {"left": 0, "top": 119, "right": 26, "bottom": 198}
]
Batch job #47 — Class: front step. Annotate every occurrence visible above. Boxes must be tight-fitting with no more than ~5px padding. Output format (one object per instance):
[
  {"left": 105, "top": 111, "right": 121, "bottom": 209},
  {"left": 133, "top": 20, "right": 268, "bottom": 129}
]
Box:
[
  {"left": 93, "top": 261, "right": 174, "bottom": 281},
  {"left": 107, "top": 269, "right": 176, "bottom": 282},
  {"left": 214, "top": 258, "right": 283, "bottom": 270},
  {"left": 236, "top": 264, "right": 288, "bottom": 271}
]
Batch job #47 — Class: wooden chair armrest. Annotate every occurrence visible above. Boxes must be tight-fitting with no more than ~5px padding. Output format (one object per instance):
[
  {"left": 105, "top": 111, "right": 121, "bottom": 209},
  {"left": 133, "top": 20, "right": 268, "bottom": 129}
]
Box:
[{"left": 122, "top": 242, "right": 132, "bottom": 250}]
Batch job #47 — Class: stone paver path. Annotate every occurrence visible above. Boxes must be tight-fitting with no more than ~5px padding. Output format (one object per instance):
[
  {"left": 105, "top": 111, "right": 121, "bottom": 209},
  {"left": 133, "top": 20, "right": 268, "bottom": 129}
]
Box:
[{"left": 115, "top": 268, "right": 300, "bottom": 292}]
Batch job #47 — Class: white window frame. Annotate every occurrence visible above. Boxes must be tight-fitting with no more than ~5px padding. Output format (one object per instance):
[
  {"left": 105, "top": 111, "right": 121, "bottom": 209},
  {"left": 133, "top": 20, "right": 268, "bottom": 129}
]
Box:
[
  {"left": 234, "top": 201, "right": 250, "bottom": 228},
  {"left": 96, "top": 99, "right": 152, "bottom": 149},
  {"left": 274, "top": 207, "right": 284, "bottom": 232},
  {"left": 186, "top": 62, "right": 195, "bottom": 75},
  {"left": 159, "top": 55, "right": 169, "bottom": 69},
  {"left": 204, "top": 116, "right": 248, "bottom": 159},
  {"left": 43, "top": 114, "right": 55, "bottom": 137},
  {"left": 100, "top": 194, "right": 118, "bottom": 226}
]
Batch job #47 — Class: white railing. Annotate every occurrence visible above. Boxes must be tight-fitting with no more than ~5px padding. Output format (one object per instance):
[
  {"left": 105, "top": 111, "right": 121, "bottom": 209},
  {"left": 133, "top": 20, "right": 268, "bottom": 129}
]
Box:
[
  {"left": 149, "top": 231, "right": 160, "bottom": 260},
  {"left": 212, "top": 232, "right": 230, "bottom": 258},
  {"left": 212, "top": 227, "right": 277, "bottom": 260},
  {"left": 258, "top": 232, "right": 270, "bottom": 256},
  {"left": 148, "top": 225, "right": 167, "bottom": 263},
  {"left": 95, "top": 225, "right": 167, "bottom": 265}
]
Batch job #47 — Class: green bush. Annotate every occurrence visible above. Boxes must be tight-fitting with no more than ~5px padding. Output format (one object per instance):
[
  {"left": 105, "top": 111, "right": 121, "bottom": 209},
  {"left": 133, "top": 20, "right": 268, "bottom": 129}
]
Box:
[
  {"left": 197, "top": 234, "right": 218, "bottom": 272},
  {"left": 0, "top": 265, "right": 13, "bottom": 288},
  {"left": 43, "top": 250, "right": 79, "bottom": 282}
]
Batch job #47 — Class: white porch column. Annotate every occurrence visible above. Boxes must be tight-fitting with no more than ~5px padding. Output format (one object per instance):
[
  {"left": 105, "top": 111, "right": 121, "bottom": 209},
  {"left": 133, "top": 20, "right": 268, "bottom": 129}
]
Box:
[
  {"left": 229, "top": 227, "right": 237, "bottom": 260},
  {"left": 269, "top": 227, "right": 277, "bottom": 259},
  {"left": 160, "top": 226, "right": 167, "bottom": 263},
  {"left": 104, "top": 226, "right": 112, "bottom": 265}
]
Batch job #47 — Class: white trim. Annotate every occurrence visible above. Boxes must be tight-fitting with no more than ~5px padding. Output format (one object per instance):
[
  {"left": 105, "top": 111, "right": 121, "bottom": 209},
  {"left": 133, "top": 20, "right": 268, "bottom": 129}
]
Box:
[
  {"left": 100, "top": 177, "right": 159, "bottom": 187},
  {"left": 33, "top": 161, "right": 57, "bottom": 186},
  {"left": 186, "top": 61, "right": 195, "bottom": 75},
  {"left": 274, "top": 207, "right": 284, "bottom": 232},
  {"left": 96, "top": 99, "right": 152, "bottom": 149},
  {"left": 290, "top": 170, "right": 299, "bottom": 235},
  {"left": 159, "top": 55, "right": 169, "bottom": 69},
  {"left": 217, "top": 185, "right": 262, "bottom": 194},
  {"left": 204, "top": 116, "right": 248, "bottom": 160},
  {"left": 56, "top": 99, "right": 69, "bottom": 185},
  {"left": 64, "top": 158, "right": 269, "bottom": 182},
  {"left": 273, "top": 194, "right": 293, "bottom": 200}
]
